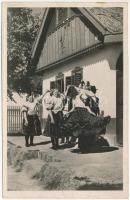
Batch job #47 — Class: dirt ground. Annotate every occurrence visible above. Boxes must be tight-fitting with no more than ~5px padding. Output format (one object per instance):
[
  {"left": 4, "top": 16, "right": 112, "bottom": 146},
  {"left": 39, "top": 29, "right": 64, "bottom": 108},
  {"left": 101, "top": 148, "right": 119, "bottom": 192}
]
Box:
[
  {"left": 8, "top": 165, "right": 43, "bottom": 191},
  {"left": 7, "top": 135, "right": 123, "bottom": 190}
]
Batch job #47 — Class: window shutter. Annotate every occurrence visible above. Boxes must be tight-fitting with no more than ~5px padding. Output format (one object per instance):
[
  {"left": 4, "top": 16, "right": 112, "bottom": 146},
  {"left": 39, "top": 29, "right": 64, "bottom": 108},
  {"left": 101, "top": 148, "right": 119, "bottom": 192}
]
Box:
[
  {"left": 71, "top": 75, "right": 75, "bottom": 85},
  {"left": 55, "top": 73, "right": 64, "bottom": 93},
  {"left": 66, "top": 76, "right": 72, "bottom": 89},
  {"left": 71, "top": 67, "right": 83, "bottom": 87},
  {"left": 75, "top": 71, "right": 82, "bottom": 87},
  {"left": 55, "top": 79, "right": 64, "bottom": 93},
  {"left": 50, "top": 81, "right": 55, "bottom": 90},
  {"left": 61, "top": 79, "right": 64, "bottom": 93}
]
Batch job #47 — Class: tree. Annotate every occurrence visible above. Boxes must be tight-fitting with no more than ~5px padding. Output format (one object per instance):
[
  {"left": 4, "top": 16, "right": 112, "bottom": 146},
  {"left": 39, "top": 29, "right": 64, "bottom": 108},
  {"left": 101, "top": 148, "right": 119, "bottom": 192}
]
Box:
[{"left": 7, "top": 8, "right": 42, "bottom": 93}]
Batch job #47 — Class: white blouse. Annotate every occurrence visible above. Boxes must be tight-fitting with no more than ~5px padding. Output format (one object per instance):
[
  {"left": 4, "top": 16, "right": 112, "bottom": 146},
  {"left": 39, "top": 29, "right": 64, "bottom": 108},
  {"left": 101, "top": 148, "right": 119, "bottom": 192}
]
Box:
[
  {"left": 43, "top": 93, "right": 53, "bottom": 109},
  {"left": 21, "top": 94, "right": 45, "bottom": 115},
  {"left": 22, "top": 100, "right": 38, "bottom": 115},
  {"left": 73, "top": 95, "right": 86, "bottom": 108},
  {"left": 51, "top": 96, "right": 63, "bottom": 114}
]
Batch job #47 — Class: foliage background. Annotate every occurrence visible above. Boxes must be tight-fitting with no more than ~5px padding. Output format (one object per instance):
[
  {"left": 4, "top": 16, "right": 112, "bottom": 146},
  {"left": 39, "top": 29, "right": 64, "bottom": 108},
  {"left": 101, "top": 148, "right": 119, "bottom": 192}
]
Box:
[{"left": 7, "top": 8, "right": 43, "bottom": 94}]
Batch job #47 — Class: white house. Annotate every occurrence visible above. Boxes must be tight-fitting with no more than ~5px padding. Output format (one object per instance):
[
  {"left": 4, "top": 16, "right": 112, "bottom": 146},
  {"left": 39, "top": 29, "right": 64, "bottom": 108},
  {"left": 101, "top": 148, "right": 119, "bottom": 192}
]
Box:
[{"left": 31, "top": 8, "right": 123, "bottom": 145}]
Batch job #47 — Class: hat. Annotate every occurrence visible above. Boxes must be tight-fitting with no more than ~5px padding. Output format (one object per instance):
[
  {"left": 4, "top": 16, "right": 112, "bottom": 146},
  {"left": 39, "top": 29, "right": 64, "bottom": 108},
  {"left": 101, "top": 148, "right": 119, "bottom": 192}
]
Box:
[
  {"left": 86, "top": 81, "right": 90, "bottom": 86},
  {"left": 91, "top": 86, "right": 98, "bottom": 94}
]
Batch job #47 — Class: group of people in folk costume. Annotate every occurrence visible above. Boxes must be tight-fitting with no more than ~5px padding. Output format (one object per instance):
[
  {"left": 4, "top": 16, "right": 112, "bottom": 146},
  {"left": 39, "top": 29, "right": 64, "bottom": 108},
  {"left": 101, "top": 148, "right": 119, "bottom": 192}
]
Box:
[{"left": 21, "top": 80, "right": 111, "bottom": 152}]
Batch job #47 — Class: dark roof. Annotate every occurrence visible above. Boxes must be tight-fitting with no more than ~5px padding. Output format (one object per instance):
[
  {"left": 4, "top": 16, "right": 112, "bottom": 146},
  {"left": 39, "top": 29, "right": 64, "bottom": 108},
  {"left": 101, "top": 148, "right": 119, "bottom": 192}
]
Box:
[{"left": 87, "top": 8, "right": 123, "bottom": 33}]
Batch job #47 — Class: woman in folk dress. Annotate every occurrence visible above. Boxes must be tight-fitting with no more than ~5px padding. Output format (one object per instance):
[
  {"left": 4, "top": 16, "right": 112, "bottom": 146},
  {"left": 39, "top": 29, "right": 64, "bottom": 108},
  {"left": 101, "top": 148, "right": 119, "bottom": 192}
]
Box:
[
  {"left": 62, "top": 86, "right": 111, "bottom": 152},
  {"left": 50, "top": 89, "right": 64, "bottom": 149},
  {"left": 22, "top": 93, "right": 42, "bottom": 147},
  {"left": 44, "top": 89, "right": 64, "bottom": 149},
  {"left": 87, "top": 85, "right": 100, "bottom": 116},
  {"left": 42, "top": 90, "right": 54, "bottom": 137}
]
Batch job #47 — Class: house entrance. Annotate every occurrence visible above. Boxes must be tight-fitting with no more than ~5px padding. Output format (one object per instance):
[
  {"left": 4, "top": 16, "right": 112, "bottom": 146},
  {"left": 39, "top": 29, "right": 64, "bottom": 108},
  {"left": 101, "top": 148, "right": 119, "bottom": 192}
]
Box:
[{"left": 116, "top": 53, "right": 123, "bottom": 146}]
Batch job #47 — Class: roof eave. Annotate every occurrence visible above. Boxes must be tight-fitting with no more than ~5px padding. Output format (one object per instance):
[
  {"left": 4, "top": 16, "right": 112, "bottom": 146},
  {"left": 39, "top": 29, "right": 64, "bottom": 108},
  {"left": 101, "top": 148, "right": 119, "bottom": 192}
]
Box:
[
  {"left": 104, "top": 33, "right": 123, "bottom": 44},
  {"left": 35, "top": 42, "right": 104, "bottom": 74},
  {"left": 31, "top": 8, "right": 123, "bottom": 67},
  {"left": 71, "top": 8, "right": 107, "bottom": 43},
  {"left": 31, "top": 8, "right": 49, "bottom": 61}
]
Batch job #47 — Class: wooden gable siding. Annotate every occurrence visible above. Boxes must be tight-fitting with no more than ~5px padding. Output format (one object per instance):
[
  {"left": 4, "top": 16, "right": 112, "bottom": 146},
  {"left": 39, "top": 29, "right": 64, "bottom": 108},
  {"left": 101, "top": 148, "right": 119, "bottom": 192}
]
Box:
[
  {"left": 37, "top": 15, "right": 100, "bottom": 69},
  {"left": 47, "top": 10, "right": 57, "bottom": 33},
  {"left": 46, "top": 8, "right": 75, "bottom": 35}
]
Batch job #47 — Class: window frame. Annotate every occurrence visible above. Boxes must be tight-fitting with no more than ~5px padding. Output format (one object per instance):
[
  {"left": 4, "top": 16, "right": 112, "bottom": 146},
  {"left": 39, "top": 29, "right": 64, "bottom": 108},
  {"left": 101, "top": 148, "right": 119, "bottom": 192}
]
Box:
[
  {"left": 71, "top": 67, "right": 83, "bottom": 87},
  {"left": 50, "top": 81, "right": 56, "bottom": 90},
  {"left": 55, "top": 72, "right": 64, "bottom": 93}
]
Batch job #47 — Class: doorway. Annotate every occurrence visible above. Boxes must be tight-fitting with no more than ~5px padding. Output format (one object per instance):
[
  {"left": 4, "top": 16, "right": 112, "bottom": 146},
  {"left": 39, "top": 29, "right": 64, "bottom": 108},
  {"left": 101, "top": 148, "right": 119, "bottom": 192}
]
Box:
[{"left": 116, "top": 53, "right": 123, "bottom": 146}]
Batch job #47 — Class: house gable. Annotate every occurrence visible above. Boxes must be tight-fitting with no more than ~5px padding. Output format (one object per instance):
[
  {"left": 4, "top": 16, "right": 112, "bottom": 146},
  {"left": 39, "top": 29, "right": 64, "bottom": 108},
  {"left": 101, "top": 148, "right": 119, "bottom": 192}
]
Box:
[
  {"left": 31, "top": 8, "right": 123, "bottom": 73},
  {"left": 32, "top": 8, "right": 103, "bottom": 71}
]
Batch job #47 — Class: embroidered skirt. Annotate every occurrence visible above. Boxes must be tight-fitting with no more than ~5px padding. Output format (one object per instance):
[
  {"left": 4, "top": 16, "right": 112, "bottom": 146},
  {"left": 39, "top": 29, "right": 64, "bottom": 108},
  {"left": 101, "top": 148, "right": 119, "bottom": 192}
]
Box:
[{"left": 61, "top": 107, "right": 111, "bottom": 137}]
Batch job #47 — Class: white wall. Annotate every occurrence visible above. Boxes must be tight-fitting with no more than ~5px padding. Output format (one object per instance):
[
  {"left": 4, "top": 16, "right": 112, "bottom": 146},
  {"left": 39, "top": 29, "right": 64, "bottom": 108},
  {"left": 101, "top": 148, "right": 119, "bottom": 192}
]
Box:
[
  {"left": 42, "top": 70, "right": 72, "bottom": 121},
  {"left": 42, "top": 70, "right": 72, "bottom": 93},
  {"left": 41, "top": 43, "right": 122, "bottom": 119},
  {"left": 83, "top": 60, "right": 116, "bottom": 117}
]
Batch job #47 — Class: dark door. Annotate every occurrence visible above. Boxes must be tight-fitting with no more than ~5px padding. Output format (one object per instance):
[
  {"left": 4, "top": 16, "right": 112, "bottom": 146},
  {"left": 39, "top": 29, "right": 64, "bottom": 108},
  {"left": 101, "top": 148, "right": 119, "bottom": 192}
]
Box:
[{"left": 116, "top": 54, "right": 123, "bottom": 146}]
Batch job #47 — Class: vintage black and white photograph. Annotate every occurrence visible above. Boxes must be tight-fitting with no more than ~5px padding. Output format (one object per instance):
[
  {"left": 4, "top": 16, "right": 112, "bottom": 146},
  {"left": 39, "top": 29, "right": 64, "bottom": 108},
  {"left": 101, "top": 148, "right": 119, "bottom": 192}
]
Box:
[{"left": 2, "top": 2, "right": 128, "bottom": 198}]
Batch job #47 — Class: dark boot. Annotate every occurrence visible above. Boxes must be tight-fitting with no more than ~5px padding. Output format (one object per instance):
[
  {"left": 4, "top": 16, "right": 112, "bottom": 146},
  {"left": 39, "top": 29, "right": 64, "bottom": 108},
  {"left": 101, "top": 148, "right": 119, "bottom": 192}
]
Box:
[
  {"left": 55, "top": 138, "right": 59, "bottom": 149},
  {"left": 51, "top": 137, "right": 56, "bottom": 149},
  {"left": 70, "top": 136, "right": 77, "bottom": 143},
  {"left": 25, "top": 135, "right": 29, "bottom": 147},
  {"left": 60, "top": 137, "right": 65, "bottom": 144},
  {"left": 66, "top": 136, "right": 70, "bottom": 144},
  {"left": 30, "top": 136, "right": 34, "bottom": 146}
]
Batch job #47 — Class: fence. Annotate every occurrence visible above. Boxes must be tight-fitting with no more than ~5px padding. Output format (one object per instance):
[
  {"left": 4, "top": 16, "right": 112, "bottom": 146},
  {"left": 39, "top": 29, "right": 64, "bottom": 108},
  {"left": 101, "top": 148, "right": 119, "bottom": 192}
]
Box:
[{"left": 7, "top": 106, "right": 40, "bottom": 135}]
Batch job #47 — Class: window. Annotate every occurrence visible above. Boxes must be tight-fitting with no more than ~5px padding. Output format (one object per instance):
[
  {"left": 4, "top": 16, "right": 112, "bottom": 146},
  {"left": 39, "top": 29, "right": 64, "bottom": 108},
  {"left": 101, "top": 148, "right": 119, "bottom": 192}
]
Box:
[
  {"left": 56, "top": 79, "right": 64, "bottom": 93},
  {"left": 65, "top": 67, "right": 83, "bottom": 89},
  {"left": 50, "top": 81, "right": 56, "bottom": 90},
  {"left": 56, "top": 72, "right": 64, "bottom": 93},
  {"left": 72, "top": 67, "right": 83, "bottom": 87},
  {"left": 66, "top": 76, "right": 72, "bottom": 89}
]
